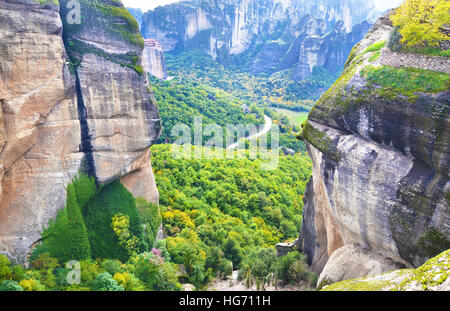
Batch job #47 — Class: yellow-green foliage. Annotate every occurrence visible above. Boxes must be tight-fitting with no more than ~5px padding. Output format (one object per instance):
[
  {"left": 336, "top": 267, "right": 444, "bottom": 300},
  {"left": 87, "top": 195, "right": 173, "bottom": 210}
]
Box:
[
  {"left": 94, "top": 2, "right": 144, "bottom": 48},
  {"left": 395, "top": 249, "right": 450, "bottom": 290},
  {"left": 361, "top": 65, "right": 450, "bottom": 96},
  {"left": 113, "top": 272, "right": 145, "bottom": 291},
  {"left": 390, "top": 0, "right": 450, "bottom": 47},
  {"left": 18, "top": 279, "right": 46, "bottom": 291},
  {"left": 111, "top": 214, "right": 141, "bottom": 256},
  {"left": 363, "top": 41, "right": 386, "bottom": 54},
  {"left": 322, "top": 250, "right": 450, "bottom": 291}
]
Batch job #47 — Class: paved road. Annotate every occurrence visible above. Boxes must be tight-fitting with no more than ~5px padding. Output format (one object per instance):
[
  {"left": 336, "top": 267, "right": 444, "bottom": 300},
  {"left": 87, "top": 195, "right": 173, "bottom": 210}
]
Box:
[{"left": 226, "top": 115, "right": 272, "bottom": 150}]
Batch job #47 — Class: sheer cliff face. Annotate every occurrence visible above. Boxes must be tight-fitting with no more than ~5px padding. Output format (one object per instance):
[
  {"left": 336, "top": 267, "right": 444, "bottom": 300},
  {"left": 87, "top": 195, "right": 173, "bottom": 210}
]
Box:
[
  {"left": 299, "top": 12, "right": 449, "bottom": 285},
  {"left": 0, "top": 0, "right": 161, "bottom": 262},
  {"left": 142, "top": 42, "right": 168, "bottom": 80},
  {"left": 139, "top": 0, "right": 377, "bottom": 79}
]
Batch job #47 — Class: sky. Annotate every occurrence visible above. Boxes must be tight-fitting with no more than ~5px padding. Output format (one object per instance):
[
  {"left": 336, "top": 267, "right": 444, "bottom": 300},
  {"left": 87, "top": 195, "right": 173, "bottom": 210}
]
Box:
[{"left": 122, "top": 0, "right": 405, "bottom": 13}]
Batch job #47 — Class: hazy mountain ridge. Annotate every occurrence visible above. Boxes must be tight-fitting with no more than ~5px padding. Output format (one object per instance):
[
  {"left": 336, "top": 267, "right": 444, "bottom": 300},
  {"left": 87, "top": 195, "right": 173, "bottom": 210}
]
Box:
[{"left": 132, "top": 0, "right": 380, "bottom": 80}]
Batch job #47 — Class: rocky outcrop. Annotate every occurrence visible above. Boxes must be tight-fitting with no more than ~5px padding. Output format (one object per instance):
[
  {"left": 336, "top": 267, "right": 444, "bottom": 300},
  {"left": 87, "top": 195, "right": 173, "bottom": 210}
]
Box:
[
  {"left": 322, "top": 249, "right": 450, "bottom": 291},
  {"left": 139, "top": 0, "right": 379, "bottom": 79},
  {"left": 142, "top": 39, "right": 168, "bottom": 80},
  {"left": 298, "top": 11, "right": 450, "bottom": 284},
  {"left": 0, "top": 0, "right": 161, "bottom": 263}
]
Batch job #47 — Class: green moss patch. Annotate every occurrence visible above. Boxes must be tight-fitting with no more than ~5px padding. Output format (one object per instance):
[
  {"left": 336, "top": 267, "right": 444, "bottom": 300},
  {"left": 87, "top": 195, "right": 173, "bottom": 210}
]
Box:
[
  {"left": 322, "top": 250, "right": 450, "bottom": 291},
  {"left": 361, "top": 65, "right": 450, "bottom": 97},
  {"left": 301, "top": 122, "right": 341, "bottom": 162},
  {"left": 93, "top": 2, "right": 144, "bottom": 48},
  {"left": 363, "top": 41, "right": 386, "bottom": 54},
  {"left": 395, "top": 250, "right": 450, "bottom": 291},
  {"left": 66, "top": 39, "right": 144, "bottom": 75}
]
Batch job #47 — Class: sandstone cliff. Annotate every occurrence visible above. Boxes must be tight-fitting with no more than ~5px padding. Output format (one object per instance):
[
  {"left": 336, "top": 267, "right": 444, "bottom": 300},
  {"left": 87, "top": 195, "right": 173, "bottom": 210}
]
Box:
[
  {"left": 322, "top": 249, "right": 450, "bottom": 291},
  {"left": 138, "top": 0, "right": 378, "bottom": 80},
  {"left": 142, "top": 39, "right": 168, "bottom": 80},
  {"left": 0, "top": 0, "right": 161, "bottom": 263},
  {"left": 298, "top": 11, "right": 450, "bottom": 286}
]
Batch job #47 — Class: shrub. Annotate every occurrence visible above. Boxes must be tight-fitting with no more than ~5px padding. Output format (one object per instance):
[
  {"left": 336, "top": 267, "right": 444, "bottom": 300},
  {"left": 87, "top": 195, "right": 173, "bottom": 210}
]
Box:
[
  {"left": 390, "top": 0, "right": 450, "bottom": 47},
  {"left": 363, "top": 41, "right": 386, "bottom": 53},
  {"left": 90, "top": 272, "right": 124, "bottom": 291},
  {"left": 72, "top": 174, "right": 97, "bottom": 211},
  {"left": 30, "top": 252, "right": 59, "bottom": 270},
  {"left": 275, "top": 251, "right": 317, "bottom": 286},
  {"left": 101, "top": 259, "right": 125, "bottom": 276},
  {"left": 83, "top": 180, "right": 147, "bottom": 261},
  {"left": 42, "top": 183, "right": 91, "bottom": 264},
  {"left": 362, "top": 65, "right": 450, "bottom": 96},
  {"left": 217, "top": 259, "right": 233, "bottom": 277},
  {"left": 133, "top": 252, "right": 181, "bottom": 291},
  {"left": 136, "top": 198, "right": 162, "bottom": 249},
  {"left": 223, "top": 237, "right": 243, "bottom": 268},
  {"left": 0, "top": 280, "right": 23, "bottom": 291},
  {"left": 388, "top": 27, "right": 403, "bottom": 52},
  {"left": 0, "top": 255, "right": 12, "bottom": 280},
  {"left": 113, "top": 272, "right": 145, "bottom": 291},
  {"left": 10, "top": 265, "right": 25, "bottom": 282},
  {"left": 18, "top": 279, "right": 46, "bottom": 291},
  {"left": 80, "top": 260, "right": 103, "bottom": 286}
]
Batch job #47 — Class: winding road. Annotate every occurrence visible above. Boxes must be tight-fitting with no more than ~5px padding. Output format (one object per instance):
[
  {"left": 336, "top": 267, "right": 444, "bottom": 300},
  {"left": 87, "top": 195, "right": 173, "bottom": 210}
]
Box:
[{"left": 226, "top": 115, "right": 273, "bottom": 150}]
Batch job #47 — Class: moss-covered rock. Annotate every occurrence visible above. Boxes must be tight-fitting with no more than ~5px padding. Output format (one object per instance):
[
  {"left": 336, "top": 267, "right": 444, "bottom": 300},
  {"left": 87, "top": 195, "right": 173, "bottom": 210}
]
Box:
[
  {"left": 298, "top": 10, "right": 450, "bottom": 277},
  {"left": 322, "top": 250, "right": 450, "bottom": 291}
]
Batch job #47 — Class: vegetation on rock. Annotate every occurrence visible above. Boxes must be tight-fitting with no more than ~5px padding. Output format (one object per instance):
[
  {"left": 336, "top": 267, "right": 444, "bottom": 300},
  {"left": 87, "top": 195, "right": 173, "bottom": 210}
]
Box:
[
  {"left": 322, "top": 250, "right": 450, "bottom": 291},
  {"left": 390, "top": 0, "right": 450, "bottom": 47}
]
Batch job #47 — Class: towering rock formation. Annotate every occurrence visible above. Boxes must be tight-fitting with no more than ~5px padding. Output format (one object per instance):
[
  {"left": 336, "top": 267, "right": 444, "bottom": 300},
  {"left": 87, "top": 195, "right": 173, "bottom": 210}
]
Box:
[
  {"left": 0, "top": 0, "right": 161, "bottom": 263},
  {"left": 138, "top": 0, "right": 378, "bottom": 79},
  {"left": 142, "top": 39, "right": 168, "bottom": 80},
  {"left": 298, "top": 11, "right": 450, "bottom": 286}
]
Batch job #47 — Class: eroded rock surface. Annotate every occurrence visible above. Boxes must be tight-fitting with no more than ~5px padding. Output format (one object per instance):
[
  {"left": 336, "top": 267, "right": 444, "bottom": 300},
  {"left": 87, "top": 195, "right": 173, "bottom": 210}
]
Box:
[
  {"left": 0, "top": 0, "right": 161, "bottom": 262},
  {"left": 139, "top": 0, "right": 378, "bottom": 80},
  {"left": 322, "top": 250, "right": 450, "bottom": 291},
  {"left": 298, "top": 11, "right": 449, "bottom": 281}
]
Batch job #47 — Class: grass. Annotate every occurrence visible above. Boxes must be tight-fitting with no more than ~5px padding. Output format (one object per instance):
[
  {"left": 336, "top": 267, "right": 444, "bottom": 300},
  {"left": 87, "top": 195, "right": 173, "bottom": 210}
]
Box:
[
  {"left": 273, "top": 108, "right": 309, "bottom": 126},
  {"left": 363, "top": 41, "right": 386, "bottom": 54},
  {"left": 361, "top": 65, "right": 450, "bottom": 97},
  {"left": 368, "top": 51, "right": 381, "bottom": 62}
]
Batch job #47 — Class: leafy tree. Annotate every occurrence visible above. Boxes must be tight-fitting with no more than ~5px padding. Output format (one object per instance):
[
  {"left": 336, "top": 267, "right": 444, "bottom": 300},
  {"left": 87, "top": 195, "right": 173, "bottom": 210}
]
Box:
[
  {"left": 113, "top": 272, "right": 145, "bottom": 291},
  {"left": 223, "top": 237, "right": 243, "bottom": 268},
  {"left": 391, "top": 0, "right": 450, "bottom": 47},
  {"left": 0, "top": 255, "right": 12, "bottom": 280},
  {"left": 83, "top": 180, "right": 147, "bottom": 261},
  {"left": 136, "top": 198, "right": 161, "bottom": 249},
  {"left": 111, "top": 213, "right": 141, "bottom": 256},
  {"left": 275, "top": 251, "right": 317, "bottom": 286},
  {"left": 90, "top": 272, "right": 124, "bottom": 291},
  {"left": 18, "top": 279, "right": 46, "bottom": 291},
  {"left": 0, "top": 280, "right": 23, "bottom": 291}
]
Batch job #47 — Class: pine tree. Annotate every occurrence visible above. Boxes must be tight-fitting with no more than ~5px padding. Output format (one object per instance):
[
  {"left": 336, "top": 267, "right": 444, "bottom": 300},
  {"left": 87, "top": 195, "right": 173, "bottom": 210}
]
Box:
[{"left": 65, "top": 183, "right": 91, "bottom": 261}]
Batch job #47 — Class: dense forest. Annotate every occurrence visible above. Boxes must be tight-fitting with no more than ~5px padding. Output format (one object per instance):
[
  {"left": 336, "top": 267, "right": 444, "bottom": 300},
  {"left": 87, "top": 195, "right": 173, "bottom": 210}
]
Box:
[
  {"left": 0, "top": 146, "right": 316, "bottom": 291},
  {"left": 151, "top": 76, "right": 307, "bottom": 152}
]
